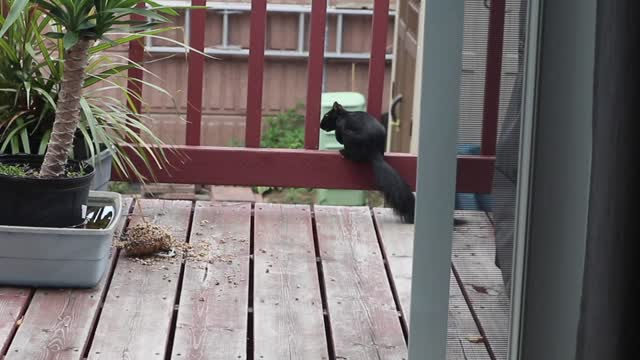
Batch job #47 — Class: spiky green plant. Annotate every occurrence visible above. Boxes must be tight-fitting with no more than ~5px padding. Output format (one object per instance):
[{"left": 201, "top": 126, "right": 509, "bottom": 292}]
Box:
[{"left": 0, "top": 0, "right": 195, "bottom": 180}]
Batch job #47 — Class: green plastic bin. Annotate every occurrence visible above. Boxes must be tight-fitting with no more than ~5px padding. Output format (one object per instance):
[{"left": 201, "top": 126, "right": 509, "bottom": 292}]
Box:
[{"left": 316, "top": 92, "right": 367, "bottom": 206}]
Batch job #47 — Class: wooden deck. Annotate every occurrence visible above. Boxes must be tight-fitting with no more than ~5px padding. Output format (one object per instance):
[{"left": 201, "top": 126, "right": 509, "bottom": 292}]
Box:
[{"left": 0, "top": 199, "right": 509, "bottom": 360}]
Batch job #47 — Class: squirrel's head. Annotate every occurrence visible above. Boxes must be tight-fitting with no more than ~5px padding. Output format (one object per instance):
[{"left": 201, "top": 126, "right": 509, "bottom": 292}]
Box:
[{"left": 320, "top": 102, "right": 344, "bottom": 131}]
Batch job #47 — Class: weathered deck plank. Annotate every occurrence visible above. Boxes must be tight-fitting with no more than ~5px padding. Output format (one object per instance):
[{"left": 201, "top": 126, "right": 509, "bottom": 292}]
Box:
[
  {"left": 447, "top": 275, "right": 492, "bottom": 360},
  {"left": 373, "top": 208, "right": 491, "bottom": 360},
  {"left": 87, "top": 199, "right": 191, "bottom": 360},
  {"left": 372, "top": 209, "right": 414, "bottom": 321},
  {"left": 0, "top": 288, "right": 31, "bottom": 356},
  {"left": 315, "top": 206, "right": 407, "bottom": 360},
  {"left": 2, "top": 199, "right": 506, "bottom": 360},
  {"left": 253, "top": 203, "right": 329, "bottom": 359},
  {"left": 452, "top": 210, "right": 511, "bottom": 359},
  {"left": 5, "top": 198, "right": 133, "bottom": 360},
  {"left": 171, "top": 202, "right": 251, "bottom": 360}
]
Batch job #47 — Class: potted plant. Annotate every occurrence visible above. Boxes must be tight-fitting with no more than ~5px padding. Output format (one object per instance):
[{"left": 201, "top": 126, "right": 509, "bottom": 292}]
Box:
[
  {"left": 0, "top": 0, "right": 198, "bottom": 287},
  {"left": 0, "top": 1, "right": 188, "bottom": 192}
]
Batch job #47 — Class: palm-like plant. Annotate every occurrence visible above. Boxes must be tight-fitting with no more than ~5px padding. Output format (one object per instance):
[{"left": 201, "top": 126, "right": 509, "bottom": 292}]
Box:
[
  {"left": 1, "top": 0, "right": 180, "bottom": 178},
  {"left": 1, "top": 2, "right": 190, "bottom": 183}
]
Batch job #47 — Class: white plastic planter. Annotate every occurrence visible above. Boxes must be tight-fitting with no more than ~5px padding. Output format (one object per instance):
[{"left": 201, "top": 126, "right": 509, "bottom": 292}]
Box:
[{"left": 0, "top": 191, "right": 122, "bottom": 288}]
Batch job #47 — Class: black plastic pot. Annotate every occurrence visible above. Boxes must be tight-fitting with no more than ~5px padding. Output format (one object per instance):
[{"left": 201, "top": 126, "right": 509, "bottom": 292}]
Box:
[{"left": 0, "top": 154, "right": 95, "bottom": 228}]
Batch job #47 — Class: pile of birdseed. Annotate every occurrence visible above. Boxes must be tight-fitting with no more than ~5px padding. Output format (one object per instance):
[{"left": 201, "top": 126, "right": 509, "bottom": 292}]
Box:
[
  {"left": 114, "top": 222, "right": 221, "bottom": 267},
  {"left": 116, "top": 223, "right": 174, "bottom": 257}
]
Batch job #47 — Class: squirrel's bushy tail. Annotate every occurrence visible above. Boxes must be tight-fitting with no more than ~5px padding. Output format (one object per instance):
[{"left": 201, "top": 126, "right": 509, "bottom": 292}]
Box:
[{"left": 370, "top": 152, "right": 415, "bottom": 223}]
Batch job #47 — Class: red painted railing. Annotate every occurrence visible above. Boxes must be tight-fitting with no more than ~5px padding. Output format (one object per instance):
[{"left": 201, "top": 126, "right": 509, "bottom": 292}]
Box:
[
  {"left": 1, "top": 1, "right": 9, "bottom": 22},
  {"left": 303, "top": 0, "right": 327, "bottom": 150},
  {"left": 481, "top": 0, "right": 506, "bottom": 156},
  {"left": 245, "top": 0, "right": 268, "bottom": 148},
  {"left": 125, "top": 3, "right": 146, "bottom": 118},
  {"left": 116, "top": 0, "right": 505, "bottom": 194},
  {"left": 185, "top": 0, "right": 207, "bottom": 146},
  {"left": 367, "top": 0, "right": 391, "bottom": 119}
]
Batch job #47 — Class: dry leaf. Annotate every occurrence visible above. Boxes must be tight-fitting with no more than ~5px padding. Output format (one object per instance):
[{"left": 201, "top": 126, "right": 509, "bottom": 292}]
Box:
[
  {"left": 471, "top": 284, "right": 499, "bottom": 296},
  {"left": 467, "top": 335, "right": 484, "bottom": 343},
  {"left": 471, "top": 285, "right": 489, "bottom": 294}
]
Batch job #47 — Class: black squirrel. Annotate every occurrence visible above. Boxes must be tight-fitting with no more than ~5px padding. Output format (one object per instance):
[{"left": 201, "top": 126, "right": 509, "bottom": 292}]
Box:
[
  {"left": 320, "top": 101, "right": 416, "bottom": 223},
  {"left": 320, "top": 101, "right": 466, "bottom": 226}
]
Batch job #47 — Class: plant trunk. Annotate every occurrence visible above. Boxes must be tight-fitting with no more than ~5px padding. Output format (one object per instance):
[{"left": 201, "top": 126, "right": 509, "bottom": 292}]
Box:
[{"left": 39, "top": 38, "right": 92, "bottom": 177}]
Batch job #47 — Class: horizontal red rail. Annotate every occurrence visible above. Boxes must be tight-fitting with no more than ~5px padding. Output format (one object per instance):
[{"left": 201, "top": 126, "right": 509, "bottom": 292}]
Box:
[
  {"left": 111, "top": 2, "right": 506, "bottom": 196},
  {"left": 112, "top": 146, "right": 495, "bottom": 193}
]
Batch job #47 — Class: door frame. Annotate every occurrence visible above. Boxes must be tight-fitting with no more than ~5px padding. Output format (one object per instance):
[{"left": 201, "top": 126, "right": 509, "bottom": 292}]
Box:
[
  {"left": 515, "top": 0, "right": 596, "bottom": 358},
  {"left": 407, "top": 0, "right": 466, "bottom": 358},
  {"left": 408, "top": 0, "right": 598, "bottom": 358}
]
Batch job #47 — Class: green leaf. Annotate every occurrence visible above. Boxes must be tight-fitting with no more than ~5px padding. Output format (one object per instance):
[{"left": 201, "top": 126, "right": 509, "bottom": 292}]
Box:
[
  {"left": 146, "top": 1, "right": 180, "bottom": 16},
  {"left": 78, "top": 20, "right": 97, "bottom": 31},
  {"left": 0, "top": 39, "right": 19, "bottom": 62},
  {"left": 32, "top": 87, "right": 57, "bottom": 110},
  {"left": 83, "top": 64, "right": 136, "bottom": 88},
  {"left": 10, "top": 136, "right": 19, "bottom": 154},
  {"left": 55, "top": 25, "right": 65, "bottom": 74},
  {"left": 17, "top": 120, "right": 31, "bottom": 154},
  {"left": 80, "top": 31, "right": 99, "bottom": 39},
  {"left": 79, "top": 98, "right": 101, "bottom": 148},
  {"left": 88, "top": 27, "right": 175, "bottom": 53},
  {"left": 105, "top": 8, "right": 169, "bottom": 23},
  {"left": 22, "top": 81, "right": 31, "bottom": 107},
  {"left": 111, "top": 20, "right": 150, "bottom": 26},
  {"left": 0, "top": 118, "right": 34, "bottom": 153},
  {"left": 63, "top": 31, "right": 79, "bottom": 50},
  {"left": 34, "top": 30, "right": 59, "bottom": 78},
  {"left": 76, "top": 121, "right": 96, "bottom": 164},
  {"left": 0, "top": 0, "right": 29, "bottom": 38},
  {"left": 38, "top": 130, "right": 51, "bottom": 155},
  {"left": 44, "top": 32, "right": 65, "bottom": 39}
]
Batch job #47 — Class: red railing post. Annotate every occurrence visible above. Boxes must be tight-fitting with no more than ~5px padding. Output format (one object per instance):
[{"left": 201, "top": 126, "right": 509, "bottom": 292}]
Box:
[
  {"left": 126, "top": 2, "right": 146, "bottom": 126},
  {"left": 481, "top": 0, "right": 506, "bottom": 156},
  {"left": 366, "top": 0, "right": 390, "bottom": 119},
  {"left": 185, "top": 0, "right": 207, "bottom": 146},
  {"left": 304, "top": 0, "right": 327, "bottom": 150},
  {"left": 1, "top": 0, "right": 8, "bottom": 17},
  {"left": 245, "top": 0, "right": 268, "bottom": 148}
]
